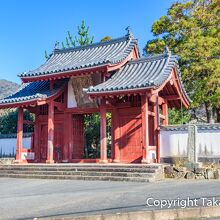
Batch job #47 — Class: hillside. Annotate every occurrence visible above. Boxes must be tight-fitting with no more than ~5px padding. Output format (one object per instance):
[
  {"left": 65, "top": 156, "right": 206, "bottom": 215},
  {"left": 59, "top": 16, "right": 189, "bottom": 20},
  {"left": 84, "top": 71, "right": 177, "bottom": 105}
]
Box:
[{"left": 0, "top": 79, "right": 19, "bottom": 99}]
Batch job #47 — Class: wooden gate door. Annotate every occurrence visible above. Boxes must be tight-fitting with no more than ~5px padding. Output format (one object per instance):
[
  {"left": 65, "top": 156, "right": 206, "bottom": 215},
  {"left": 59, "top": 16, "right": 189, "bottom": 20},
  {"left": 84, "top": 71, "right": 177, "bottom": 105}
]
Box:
[
  {"left": 54, "top": 123, "right": 64, "bottom": 162},
  {"left": 72, "top": 115, "right": 84, "bottom": 159},
  {"left": 39, "top": 124, "right": 48, "bottom": 161},
  {"left": 119, "top": 107, "right": 142, "bottom": 163},
  {"left": 39, "top": 123, "right": 64, "bottom": 162}
]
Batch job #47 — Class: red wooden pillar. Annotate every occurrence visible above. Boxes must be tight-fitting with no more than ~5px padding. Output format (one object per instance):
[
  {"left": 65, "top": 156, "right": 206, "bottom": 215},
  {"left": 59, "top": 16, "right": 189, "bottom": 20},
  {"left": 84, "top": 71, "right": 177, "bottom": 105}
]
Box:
[
  {"left": 33, "top": 115, "right": 39, "bottom": 162},
  {"left": 141, "top": 94, "right": 149, "bottom": 163},
  {"left": 100, "top": 98, "right": 108, "bottom": 163},
  {"left": 112, "top": 108, "right": 120, "bottom": 163},
  {"left": 63, "top": 112, "right": 70, "bottom": 162},
  {"left": 162, "top": 101, "right": 168, "bottom": 125},
  {"left": 111, "top": 110, "right": 115, "bottom": 161},
  {"left": 15, "top": 107, "right": 23, "bottom": 162},
  {"left": 46, "top": 101, "right": 54, "bottom": 163},
  {"left": 68, "top": 114, "right": 74, "bottom": 161},
  {"left": 154, "top": 95, "right": 160, "bottom": 163}
]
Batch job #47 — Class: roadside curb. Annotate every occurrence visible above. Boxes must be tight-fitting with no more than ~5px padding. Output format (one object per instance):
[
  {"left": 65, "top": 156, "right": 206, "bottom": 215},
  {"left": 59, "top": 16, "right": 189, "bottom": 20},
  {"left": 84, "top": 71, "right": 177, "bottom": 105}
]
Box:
[{"left": 40, "top": 206, "right": 220, "bottom": 220}]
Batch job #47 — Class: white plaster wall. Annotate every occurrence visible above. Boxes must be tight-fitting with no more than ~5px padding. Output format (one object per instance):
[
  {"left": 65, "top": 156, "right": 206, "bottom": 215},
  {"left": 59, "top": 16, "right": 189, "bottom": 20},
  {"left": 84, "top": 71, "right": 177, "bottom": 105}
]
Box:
[
  {"left": 67, "top": 78, "right": 77, "bottom": 108},
  {"left": 0, "top": 137, "right": 31, "bottom": 155},
  {"left": 1, "top": 129, "right": 219, "bottom": 159},
  {"left": 161, "top": 129, "right": 220, "bottom": 158},
  {"left": 197, "top": 131, "right": 220, "bottom": 157},
  {"left": 160, "top": 130, "right": 188, "bottom": 157}
]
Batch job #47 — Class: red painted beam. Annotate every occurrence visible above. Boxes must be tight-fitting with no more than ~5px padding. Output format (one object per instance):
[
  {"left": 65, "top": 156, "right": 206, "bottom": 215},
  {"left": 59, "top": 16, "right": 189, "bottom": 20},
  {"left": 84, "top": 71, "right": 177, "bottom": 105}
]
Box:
[
  {"left": 65, "top": 107, "right": 99, "bottom": 114},
  {"left": 161, "top": 95, "right": 180, "bottom": 101}
]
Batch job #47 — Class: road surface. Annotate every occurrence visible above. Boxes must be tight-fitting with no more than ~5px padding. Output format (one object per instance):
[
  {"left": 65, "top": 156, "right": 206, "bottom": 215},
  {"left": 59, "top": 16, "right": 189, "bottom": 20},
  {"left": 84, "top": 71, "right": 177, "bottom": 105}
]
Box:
[{"left": 0, "top": 178, "right": 220, "bottom": 219}]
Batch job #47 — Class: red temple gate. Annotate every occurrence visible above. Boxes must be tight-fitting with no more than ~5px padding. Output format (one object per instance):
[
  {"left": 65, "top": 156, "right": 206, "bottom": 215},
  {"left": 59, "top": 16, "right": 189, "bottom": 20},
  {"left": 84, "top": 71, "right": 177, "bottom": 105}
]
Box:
[{"left": 0, "top": 29, "right": 190, "bottom": 164}]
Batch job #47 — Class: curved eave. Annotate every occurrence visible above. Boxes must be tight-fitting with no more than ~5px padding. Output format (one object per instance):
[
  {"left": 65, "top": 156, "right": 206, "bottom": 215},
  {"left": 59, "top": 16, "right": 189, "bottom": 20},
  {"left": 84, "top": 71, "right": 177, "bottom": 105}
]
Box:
[
  {"left": 172, "top": 67, "right": 190, "bottom": 108},
  {"left": 0, "top": 98, "right": 43, "bottom": 109},
  {"left": 107, "top": 46, "right": 140, "bottom": 72},
  {"left": 87, "top": 86, "right": 155, "bottom": 97},
  {"left": 21, "top": 65, "right": 109, "bottom": 83},
  {"left": 0, "top": 84, "right": 66, "bottom": 109},
  {"left": 20, "top": 44, "right": 139, "bottom": 83},
  {"left": 87, "top": 67, "right": 190, "bottom": 109}
]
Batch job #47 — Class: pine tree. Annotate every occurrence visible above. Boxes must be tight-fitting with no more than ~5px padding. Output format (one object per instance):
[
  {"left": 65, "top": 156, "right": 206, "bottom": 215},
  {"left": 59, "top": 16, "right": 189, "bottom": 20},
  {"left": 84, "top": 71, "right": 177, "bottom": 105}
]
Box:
[{"left": 62, "top": 20, "right": 94, "bottom": 48}]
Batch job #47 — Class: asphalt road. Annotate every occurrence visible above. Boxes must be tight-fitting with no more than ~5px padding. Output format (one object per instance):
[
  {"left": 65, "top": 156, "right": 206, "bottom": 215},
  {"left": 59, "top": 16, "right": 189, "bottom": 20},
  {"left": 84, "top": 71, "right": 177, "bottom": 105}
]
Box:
[{"left": 0, "top": 178, "right": 220, "bottom": 220}]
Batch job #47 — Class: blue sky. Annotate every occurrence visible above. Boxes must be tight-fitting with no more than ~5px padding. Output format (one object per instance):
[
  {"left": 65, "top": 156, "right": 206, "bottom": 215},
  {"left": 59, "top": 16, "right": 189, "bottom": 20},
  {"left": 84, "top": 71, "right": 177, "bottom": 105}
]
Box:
[{"left": 0, "top": 0, "right": 174, "bottom": 84}]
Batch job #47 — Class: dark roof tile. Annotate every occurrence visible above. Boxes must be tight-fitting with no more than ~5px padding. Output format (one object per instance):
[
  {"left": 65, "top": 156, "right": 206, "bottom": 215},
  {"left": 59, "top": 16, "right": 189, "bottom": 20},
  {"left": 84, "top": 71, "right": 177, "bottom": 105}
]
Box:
[
  {"left": 19, "top": 34, "right": 138, "bottom": 78},
  {"left": 0, "top": 79, "right": 67, "bottom": 105},
  {"left": 87, "top": 53, "right": 176, "bottom": 93}
]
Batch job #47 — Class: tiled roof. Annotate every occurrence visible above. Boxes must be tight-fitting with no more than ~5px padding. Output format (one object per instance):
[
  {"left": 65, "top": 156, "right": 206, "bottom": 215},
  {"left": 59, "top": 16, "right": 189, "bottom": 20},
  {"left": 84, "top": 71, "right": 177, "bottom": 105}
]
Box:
[
  {"left": 19, "top": 33, "right": 138, "bottom": 78},
  {"left": 0, "top": 79, "right": 67, "bottom": 105},
  {"left": 87, "top": 52, "right": 179, "bottom": 93}
]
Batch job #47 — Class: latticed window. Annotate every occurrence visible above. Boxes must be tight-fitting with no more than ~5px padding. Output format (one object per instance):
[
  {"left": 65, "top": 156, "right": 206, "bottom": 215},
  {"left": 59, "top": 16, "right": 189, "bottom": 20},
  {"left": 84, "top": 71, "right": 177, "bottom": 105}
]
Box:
[{"left": 40, "top": 104, "right": 48, "bottom": 115}]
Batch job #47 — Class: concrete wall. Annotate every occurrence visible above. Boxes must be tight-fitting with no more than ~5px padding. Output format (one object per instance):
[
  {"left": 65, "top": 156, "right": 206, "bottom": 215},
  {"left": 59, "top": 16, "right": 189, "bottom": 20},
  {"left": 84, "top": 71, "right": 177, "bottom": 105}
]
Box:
[{"left": 160, "top": 124, "right": 220, "bottom": 163}]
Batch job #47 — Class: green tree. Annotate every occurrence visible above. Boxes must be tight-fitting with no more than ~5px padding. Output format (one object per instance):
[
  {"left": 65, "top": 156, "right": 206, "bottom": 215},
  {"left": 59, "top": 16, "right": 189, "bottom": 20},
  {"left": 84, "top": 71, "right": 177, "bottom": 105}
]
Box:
[
  {"left": 84, "top": 113, "right": 111, "bottom": 158},
  {"left": 62, "top": 20, "right": 94, "bottom": 48},
  {"left": 0, "top": 109, "right": 34, "bottom": 134},
  {"left": 145, "top": 0, "right": 220, "bottom": 122},
  {"left": 168, "top": 108, "right": 191, "bottom": 125},
  {"left": 45, "top": 20, "right": 94, "bottom": 57}
]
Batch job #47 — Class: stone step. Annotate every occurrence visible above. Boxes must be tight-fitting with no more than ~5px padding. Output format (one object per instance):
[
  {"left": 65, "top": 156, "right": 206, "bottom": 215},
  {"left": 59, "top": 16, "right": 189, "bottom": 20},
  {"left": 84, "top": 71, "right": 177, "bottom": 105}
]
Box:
[
  {"left": 0, "top": 164, "right": 164, "bottom": 182},
  {"left": 0, "top": 166, "right": 161, "bottom": 173},
  {"left": 0, "top": 170, "right": 157, "bottom": 178},
  {"left": 0, "top": 164, "right": 162, "bottom": 169},
  {"left": 0, "top": 168, "right": 159, "bottom": 174},
  {"left": 0, "top": 173, "right": 154, "bottom": 182}
]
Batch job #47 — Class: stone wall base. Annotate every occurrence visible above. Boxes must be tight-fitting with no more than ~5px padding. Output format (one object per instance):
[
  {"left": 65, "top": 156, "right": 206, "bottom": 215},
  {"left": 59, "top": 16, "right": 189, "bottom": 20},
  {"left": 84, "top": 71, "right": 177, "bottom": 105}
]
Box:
[{"left": 161, "top": 156, "right": 220, "bottom": 165}]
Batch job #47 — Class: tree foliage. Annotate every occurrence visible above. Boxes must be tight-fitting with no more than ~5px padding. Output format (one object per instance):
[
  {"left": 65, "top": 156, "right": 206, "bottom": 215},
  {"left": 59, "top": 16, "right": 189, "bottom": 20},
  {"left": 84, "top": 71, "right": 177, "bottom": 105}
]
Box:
[
  {"left": 45, "top": 20, "right": 94, "bottom": 58},
  {"left": 62, "top": 20, "right": 94, "bottom": 48},
  {"left": 0, "top": 109, "right": 34, "bottom": 134},
  {"left": 168, "top": 108, "right": 191, "bottom": 125},
  {"left": 84, "top": 113, "right": 111, "bottom": 158},
  {"left": 145, "top": 0, "right": 220, "bottom": 122}
]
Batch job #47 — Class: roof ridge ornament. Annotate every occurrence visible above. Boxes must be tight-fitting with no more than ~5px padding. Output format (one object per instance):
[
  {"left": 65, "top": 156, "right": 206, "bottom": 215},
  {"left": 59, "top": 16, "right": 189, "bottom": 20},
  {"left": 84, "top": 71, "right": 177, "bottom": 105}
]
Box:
[
  {"left": 54, "top": 41, "right": 60, "bottom": 50},
  {"left": 125, "top": 26, "right": 133, "bottom": 39},
  {"left": 164, "top": 46, "right": 171, "bottom": 55}
]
